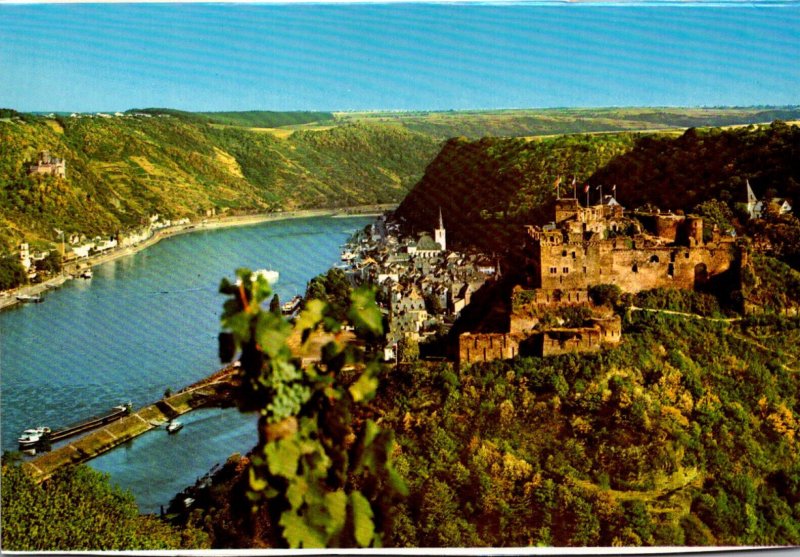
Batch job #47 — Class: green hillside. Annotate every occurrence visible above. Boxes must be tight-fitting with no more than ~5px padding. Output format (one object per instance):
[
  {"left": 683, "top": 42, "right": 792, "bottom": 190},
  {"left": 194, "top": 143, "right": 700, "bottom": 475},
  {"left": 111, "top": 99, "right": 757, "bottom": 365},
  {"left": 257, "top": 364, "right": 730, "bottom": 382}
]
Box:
[
  {"left": 589, "top": 121, "right": 800, "bottom": 213},
  {"left": 393, "top": 133, "right": 637, "bottom": 253},
  {"left": 339, "top": 106, "right": 800, "bottom": 139},
  {"left": 125, "top": 109, "right": 335, "bottom": 128},
  {"left": 373, "top": 310, "right": 800, "bottom": 546},
  {"left": 394, "top": 122, "right": 800, "bottom": 256},
  {"left": 146, "top": 303, "right": 800, "bottom": 547},
  {"left": 0, "top": 116, "right": 440, "bottom": 252}
]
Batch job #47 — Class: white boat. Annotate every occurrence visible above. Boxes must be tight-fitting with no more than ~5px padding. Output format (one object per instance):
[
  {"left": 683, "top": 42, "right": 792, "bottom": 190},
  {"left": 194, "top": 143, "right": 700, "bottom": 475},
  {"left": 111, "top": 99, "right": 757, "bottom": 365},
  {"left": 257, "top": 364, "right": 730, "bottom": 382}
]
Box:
[
  {"left": 18, "top": 427, "right": 51, "bottom": 449},
  {"left": 16, "top": 294, "right": 43, "bottom": 303},
  {"left": 80, "top": 268, "right": 93, "bottom": 279},
  {"left": 281, "top": 295, "right": 302, "bottom": 315},
  {"left": 167, "top": 420, "right": 183, "bottom": 434}
]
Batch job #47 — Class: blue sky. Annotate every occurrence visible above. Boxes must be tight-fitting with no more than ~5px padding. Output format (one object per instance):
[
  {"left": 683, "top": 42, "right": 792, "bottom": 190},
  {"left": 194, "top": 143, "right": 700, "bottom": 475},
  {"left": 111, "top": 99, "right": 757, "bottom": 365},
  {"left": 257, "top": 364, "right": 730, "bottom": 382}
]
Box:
[{"left": 0, "top": 3, "right": 798, "bottom": 112}]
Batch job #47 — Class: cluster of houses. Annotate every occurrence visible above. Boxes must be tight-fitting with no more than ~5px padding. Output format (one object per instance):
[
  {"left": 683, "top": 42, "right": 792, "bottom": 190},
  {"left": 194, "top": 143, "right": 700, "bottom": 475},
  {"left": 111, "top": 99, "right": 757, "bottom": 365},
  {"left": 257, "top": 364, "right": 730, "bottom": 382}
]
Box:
[{"left": 339, "top": 211, "right": 498, "bottom": 361}]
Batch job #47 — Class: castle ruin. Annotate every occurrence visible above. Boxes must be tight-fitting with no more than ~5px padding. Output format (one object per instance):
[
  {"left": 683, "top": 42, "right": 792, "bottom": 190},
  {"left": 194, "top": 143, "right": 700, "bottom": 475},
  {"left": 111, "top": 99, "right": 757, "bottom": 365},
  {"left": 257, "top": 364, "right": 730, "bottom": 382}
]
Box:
[
  {"left": 458, "top": 195, "right": 739, "bottom": 365},
  {"left": 28, "top": 151, "right": 66, "bottom": 178}
]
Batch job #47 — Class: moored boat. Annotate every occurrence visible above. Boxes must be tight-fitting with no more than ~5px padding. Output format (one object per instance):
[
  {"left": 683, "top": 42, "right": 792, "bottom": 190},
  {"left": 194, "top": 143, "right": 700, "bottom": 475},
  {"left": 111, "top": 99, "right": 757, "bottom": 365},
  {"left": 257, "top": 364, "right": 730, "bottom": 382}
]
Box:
[
  {"left": 18, "top": 403, "right": 132, "bottom": 451},
  {"left": 18, "top": 427, "right": 51, "bottom": 449},
  {"left": 16, "top": 294, "right": 43, "bottom": 303},
  {"left": 166, "top": 420, "right": 184, "bottom": 434},
  {"left": 80, "top": 268, "right": 93, "bottom": 279},
  {"left": 281, "top": 295, "right": 303, "bottom": 315}
]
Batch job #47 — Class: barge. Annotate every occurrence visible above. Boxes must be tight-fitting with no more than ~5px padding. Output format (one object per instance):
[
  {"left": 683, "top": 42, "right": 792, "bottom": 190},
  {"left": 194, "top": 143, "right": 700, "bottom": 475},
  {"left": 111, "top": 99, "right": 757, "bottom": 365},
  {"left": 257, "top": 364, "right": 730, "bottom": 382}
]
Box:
[{"left": 19, "top": 403, "right": 131, "bottom": 451}]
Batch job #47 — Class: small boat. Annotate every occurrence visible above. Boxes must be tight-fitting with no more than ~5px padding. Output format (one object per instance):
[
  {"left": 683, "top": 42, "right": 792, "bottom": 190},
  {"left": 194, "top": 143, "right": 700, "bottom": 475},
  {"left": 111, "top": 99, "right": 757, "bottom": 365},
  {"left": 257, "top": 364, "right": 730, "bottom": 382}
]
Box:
[
  {"left": 16, "top": 294, "right": 43, "bottom": 303},
  {"left": 18, "top": 427, "right": 51, "bottom": 449},
  {"left": 166, "top": 420, "right": 184, "bottom": 434},
  {"left": 281, "top": 295, "right": 303, "bottom": 315},
  {"left": 80, "top": 268, "right": 93, "bottom": 279}
]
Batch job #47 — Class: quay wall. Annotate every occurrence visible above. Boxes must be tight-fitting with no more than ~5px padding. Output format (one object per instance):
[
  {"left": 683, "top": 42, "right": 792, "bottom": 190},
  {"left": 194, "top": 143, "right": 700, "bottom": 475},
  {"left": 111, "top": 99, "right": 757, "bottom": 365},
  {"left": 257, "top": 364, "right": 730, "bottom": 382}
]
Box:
[{"left": 21, "top": 377, "right": 235, "bottom": 483}]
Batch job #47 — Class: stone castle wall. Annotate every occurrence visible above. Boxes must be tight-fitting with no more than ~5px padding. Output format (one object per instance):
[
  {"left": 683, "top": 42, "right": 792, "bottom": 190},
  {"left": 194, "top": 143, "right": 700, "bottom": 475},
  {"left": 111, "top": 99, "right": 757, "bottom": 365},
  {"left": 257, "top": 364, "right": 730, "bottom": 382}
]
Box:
[
  {"left": 459, "top": 314, "right": 621, "bottom": 364},
  {"left": 535, "top": 238, "right": 736, "bottom": 293},
  {"left": 458, "top": 332, "right": 524, "bottom": 364}
]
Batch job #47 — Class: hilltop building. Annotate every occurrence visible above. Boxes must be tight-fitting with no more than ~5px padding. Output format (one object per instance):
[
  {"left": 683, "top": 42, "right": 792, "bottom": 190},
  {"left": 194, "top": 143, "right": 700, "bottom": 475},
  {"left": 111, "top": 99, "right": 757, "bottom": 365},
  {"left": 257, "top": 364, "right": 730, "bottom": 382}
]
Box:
[
  {"left": 28, "top": 151, "right": 66, "bottom": 178},
  {"left": 459, "top": 194, "right": 739, "bottom": 365},
  {"left": 747, "top": 180, "right": 792, "bottom": 219}
]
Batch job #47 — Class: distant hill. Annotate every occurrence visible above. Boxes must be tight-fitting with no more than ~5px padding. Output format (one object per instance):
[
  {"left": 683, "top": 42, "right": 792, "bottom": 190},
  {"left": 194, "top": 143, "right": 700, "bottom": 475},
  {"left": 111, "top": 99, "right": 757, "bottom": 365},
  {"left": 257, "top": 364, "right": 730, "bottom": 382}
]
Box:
[
  {"left": 0, "top": 115, "right": 440, "bottom": 251},
  {"left": 338, "top": 106, "right": 800, "bottom": 139},
  {"left": 4, "top": 107, "right": 800, "bottom": 254},
  {"left": 126, "top": 109, "right": 335, "bottom": 128},
  {"left": 199, "top": 111, "right": 335, "bottom": 128}
]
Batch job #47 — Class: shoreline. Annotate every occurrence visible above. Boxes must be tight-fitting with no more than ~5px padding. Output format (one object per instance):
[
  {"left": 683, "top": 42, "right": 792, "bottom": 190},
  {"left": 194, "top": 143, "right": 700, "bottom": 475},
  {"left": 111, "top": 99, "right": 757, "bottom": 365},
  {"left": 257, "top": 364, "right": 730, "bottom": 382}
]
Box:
[{"left": 0, "top": 204, "right": 394, "bottom": 311}]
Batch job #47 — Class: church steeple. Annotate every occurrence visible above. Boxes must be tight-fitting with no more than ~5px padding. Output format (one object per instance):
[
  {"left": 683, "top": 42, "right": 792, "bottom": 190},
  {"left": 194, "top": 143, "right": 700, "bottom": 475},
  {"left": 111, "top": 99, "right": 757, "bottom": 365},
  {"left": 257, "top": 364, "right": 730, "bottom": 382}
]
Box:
[{"left": 434, "top": 207, "right": 446, "bottom": 252}]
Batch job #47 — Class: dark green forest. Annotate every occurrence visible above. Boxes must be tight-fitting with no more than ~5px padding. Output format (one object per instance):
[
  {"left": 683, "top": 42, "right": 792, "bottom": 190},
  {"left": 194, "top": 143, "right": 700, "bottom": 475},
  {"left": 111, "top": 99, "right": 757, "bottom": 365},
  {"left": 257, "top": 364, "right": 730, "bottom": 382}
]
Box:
[
  {"left": 589, "top": 122, "right": 800, "bottom": 213},
  {"left": 394, "top": 122, "right": 800, "bottom": 259}
]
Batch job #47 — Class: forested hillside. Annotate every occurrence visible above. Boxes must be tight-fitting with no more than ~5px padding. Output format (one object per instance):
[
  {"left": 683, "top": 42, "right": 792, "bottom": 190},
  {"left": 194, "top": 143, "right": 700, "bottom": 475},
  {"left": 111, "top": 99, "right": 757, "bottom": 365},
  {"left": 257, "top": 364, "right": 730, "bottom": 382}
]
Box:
[
  {"left": 149, "top": 301, "right": 800, "bottom": 547},
  {"left": 374, "top": 309, "right": 800, "bottom": 546},
  {"left": 393, "top": 133, "right": 637, "bottom": 253},
  {"left": 0, "top": 116, "right": 440, "bottom": 251},
  {"left": 589, "top": 121, "right": 800, "bottom": 213},
  {"left": 394, "top": 122, "right": 800, "bottom": 256}
]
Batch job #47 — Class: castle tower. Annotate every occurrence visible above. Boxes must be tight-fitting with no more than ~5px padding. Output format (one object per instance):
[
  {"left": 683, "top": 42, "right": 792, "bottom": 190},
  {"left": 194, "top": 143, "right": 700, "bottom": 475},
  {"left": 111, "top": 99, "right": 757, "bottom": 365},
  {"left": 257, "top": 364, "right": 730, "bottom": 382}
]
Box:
[
  {"left": 434, "top": 208, "right": 446, "bottom": 251},
  {"left": 19, "top": 243, "right": 31, "bottom": 270}
]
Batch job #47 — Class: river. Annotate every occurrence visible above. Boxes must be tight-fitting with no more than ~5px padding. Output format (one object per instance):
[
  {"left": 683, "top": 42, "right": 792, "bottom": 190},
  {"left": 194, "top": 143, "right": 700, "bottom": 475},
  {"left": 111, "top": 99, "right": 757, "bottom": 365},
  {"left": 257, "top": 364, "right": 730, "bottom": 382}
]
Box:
[{"left": 0, "top": 215, "right": 371, "bottom": 513}]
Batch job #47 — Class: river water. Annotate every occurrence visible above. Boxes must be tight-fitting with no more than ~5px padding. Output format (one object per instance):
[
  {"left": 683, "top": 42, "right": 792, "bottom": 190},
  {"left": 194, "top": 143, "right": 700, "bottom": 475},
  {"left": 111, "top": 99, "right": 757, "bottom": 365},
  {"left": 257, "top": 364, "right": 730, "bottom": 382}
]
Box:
[{"left": 0, "top": 215, "right": 371, "bottom": 512}]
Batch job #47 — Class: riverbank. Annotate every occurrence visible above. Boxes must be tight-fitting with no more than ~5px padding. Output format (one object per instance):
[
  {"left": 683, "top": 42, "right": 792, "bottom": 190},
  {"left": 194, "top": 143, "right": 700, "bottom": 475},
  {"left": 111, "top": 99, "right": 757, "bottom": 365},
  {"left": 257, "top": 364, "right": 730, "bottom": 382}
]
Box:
[{"left": 0, "top": 204, "right": 394, "bottom": 311}]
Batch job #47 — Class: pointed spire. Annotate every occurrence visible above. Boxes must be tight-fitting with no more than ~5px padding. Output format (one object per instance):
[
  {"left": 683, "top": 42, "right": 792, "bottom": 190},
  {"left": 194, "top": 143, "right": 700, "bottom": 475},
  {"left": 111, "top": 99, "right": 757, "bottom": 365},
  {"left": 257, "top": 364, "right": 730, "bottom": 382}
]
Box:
[{"left": 438, "top": 207, "right": 444, "bottom": 229}]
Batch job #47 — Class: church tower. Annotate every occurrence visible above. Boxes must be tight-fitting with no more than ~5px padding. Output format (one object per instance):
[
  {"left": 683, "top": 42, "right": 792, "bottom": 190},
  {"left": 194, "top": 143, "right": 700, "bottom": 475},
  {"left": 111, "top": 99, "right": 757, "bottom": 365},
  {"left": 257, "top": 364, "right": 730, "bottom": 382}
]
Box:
[
  {"left": 746, "top": 179, "right": 761, "bottom": 219},
  {"left": 434, "top": 208, "right": 446, "bottom": 251}
]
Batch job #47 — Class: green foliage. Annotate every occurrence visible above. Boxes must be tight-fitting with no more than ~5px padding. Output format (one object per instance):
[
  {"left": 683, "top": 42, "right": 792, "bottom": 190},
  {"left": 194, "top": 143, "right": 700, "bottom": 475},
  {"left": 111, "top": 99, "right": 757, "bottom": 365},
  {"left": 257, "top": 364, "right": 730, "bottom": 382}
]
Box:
[
  {"left": 34, "top": 250, "right": 62, "bottom": 275},
  {"left": 0, "top": 254, "right": 27, "bottom": 289},
  {"left": 0, "top": 117, "right": 440, "bottom": 250},
  {"left": 339, "top": 107, "right": 800, "bottom": 140},
  {"left": 369, "top": 309, "right": 800, "bottom": 546},
  {"left": 693, "top": 199, "right": 737, "bottom": 240},
  {"left": 588, "top": 284, "right": 622, "bottom": 308},
  {"left": 219, "top": 269, "right": 405, "bottom": 548},
  {"left": 1, "top": 462, "right": 206, "bottom": 550},
  {"left": 304, "top": 268, "right": 353, "bottom": 324},
  {"left": 744, "top": 253, "right": 800, "bottom": 313},
  {"left": 269, "top": 293, "right": 281, "bottom": 315},
  {"left": 199, "top": 111, "right": 335, "bottom": 128},
  {"left": 748, "top": 212, "right": 800, "bottom": 270},
  {"left": 633, "top": 288, "right": 723, "bottom": 317}
]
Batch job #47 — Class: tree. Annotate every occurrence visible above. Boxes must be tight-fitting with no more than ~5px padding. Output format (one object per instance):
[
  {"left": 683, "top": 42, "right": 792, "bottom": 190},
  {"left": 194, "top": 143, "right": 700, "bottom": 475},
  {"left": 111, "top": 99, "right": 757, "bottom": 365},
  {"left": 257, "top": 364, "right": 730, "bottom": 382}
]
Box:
[
  {"left": 424, "top": 293, "right": 443, "bottom": 315},
  {"left": 34, "top": 250, "right": 62, "bottom": 275},
  {"left": 0, "top": 255, "right": 27, "bottom": 290},
  {"left": 219, "top": 269, "right": 406, "bottom": 548},
  {"left": 269, "top": 293, "right": 281, "bottom": 315},
  {"left": 1, "top": 461, "right": 206, "bottom": 550},
  {"left": 588, "top": 284, "right": 622, "bottom": 308}
]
